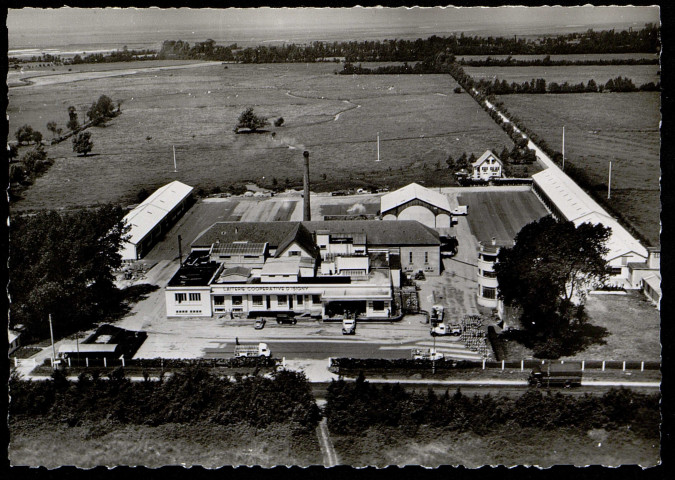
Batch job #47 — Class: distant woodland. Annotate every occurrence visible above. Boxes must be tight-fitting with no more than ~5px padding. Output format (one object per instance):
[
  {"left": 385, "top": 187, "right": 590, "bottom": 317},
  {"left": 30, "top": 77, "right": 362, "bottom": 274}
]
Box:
[{"left": 10, "top": 24, "right": 659, "bottom": 66}]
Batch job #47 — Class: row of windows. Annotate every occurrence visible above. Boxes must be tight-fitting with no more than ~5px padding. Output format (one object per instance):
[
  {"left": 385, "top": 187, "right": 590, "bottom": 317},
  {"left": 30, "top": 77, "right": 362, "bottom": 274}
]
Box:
[
  {"left": 480, "top": 286, "right": 497, "bottom": 299},
  {"left": 479, "top": 269, "right": 497, "bottom": 278},
  {"left": 175, "top": 293, "right": 202, "bottom": 303},
  {"left": 211, "top": 294, "right": 321, "bottom": 306},
  {"left": 175, "top": 309, "right": 202, "bottom": 314}
]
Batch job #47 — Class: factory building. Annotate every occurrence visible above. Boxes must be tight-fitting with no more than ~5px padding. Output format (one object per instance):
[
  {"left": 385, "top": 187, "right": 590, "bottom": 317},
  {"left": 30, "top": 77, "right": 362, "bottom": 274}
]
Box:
[
  {"left": 380, "top": 182, "right": 452, "bottom": 229},
  {"left": 120, "top": 181, "right": 194, "bottom": 261},
  {"left": 165, "top": 220, "right": 440, "bottom": 318}
]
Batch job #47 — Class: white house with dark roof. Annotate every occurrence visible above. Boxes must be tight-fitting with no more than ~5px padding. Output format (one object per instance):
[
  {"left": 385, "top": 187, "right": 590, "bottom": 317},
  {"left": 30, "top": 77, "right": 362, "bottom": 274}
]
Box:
[
  {"left": 380, "top": 182, "right": 452, "bottom": 229},
  {"left": 472, "top": 150, "right": 503, "bottom": 181}
]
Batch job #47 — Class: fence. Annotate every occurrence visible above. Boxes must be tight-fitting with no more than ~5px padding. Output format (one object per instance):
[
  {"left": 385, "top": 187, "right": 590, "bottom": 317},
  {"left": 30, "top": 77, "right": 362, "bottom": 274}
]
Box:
[{"left": 31, "top": 356, "right": 281, "bottom": 371}]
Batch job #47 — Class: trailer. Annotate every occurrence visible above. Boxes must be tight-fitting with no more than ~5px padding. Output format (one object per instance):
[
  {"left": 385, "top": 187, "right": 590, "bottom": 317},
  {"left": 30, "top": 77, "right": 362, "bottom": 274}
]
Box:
[
  {"left": 234, "top": 342, "right": 271, "bottom": 358},
  {"left": 529, "top": 362, "right": 583, "bottom": 388}
]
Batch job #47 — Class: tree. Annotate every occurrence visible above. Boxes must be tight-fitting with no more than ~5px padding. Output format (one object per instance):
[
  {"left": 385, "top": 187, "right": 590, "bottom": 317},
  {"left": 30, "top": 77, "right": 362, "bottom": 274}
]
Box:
[
  {"left": 87, "top": 95, "right": 117, "bottom": 126},
  {"left": 234, "top": 107, "right": 269, "bottom": 133},
  {"left": 15, "top": 124, "right": 41, "bottom": 145},
  {"left": 9, "top": 205, "right": 129, "bottom": 340},
  {"left": 274, "top": 117, "right": 285, "bottom": 127},
  {"left": 73, "top": 131, "right": 93, "bottom": 156},
  {"left": 67, "top": 106, "right": 79, "bottom": 131},
  {"left": 8, "top": 144, "right": 19, "bottom": 161},
  {"left": 47, "top": 121, "right": 63, "bottom": 139},
  {"left": 494, "top": 216, "right": 610, "bottom": 339},
  {"left": 445, "top": 154, "right": 456, "bottom": 170},
  {"left": 20, "top": 146, "right": 48, "bottom": 175}
]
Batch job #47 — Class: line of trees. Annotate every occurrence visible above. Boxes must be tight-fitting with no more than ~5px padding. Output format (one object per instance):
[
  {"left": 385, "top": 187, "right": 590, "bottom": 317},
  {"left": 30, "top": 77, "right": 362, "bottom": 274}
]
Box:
[
  {"left": 325, "top": 374, "right": 659, "bottom": 438},
  {"left": 473, "top": 76, "right": 659, "bottom": 95},
  {"left": 9, "top": 367, "right": 320, "bottom": 433},
  {"left": 458, "top": 54, "right": 659, "bottom": 67}
]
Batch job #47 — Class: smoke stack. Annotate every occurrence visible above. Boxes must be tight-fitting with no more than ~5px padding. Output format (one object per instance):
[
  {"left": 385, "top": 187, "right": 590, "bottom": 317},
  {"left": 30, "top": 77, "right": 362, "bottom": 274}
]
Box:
[{"left": 303, "top": 151, "right": 311, "bottom": 221}]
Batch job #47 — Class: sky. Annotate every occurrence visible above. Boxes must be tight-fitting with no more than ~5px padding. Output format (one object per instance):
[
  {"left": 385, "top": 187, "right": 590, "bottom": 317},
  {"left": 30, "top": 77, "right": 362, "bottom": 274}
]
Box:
[{"left": 8, "top": 6, "right": 661, "bottom": 49}]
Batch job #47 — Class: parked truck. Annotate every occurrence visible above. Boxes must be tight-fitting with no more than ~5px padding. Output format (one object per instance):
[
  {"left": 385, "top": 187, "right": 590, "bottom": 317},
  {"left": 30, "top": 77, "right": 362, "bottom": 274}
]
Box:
[
  {"left": 430, "top": 322, "right": 462, "bottom": 336},
  {"left": 429, "top": 305, "right": 444, "bottom": 324},
  {"left": 234, "top": 342, "right": 271, "bottom": 358},
  {"left": 451, "top": 205, "right": 468, "bottom": 215},
  {"left": 411, "top": 348, "right": 444, "bottom": 361},
  {"left": 528, "top": 362, "right": 582, "bottom": 388},
  {"left": 342, "top": 318, "right": 356, "bottom": 335}
]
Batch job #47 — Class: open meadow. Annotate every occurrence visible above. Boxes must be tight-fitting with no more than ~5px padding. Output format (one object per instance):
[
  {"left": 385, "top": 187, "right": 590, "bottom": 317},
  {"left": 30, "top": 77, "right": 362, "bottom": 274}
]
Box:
[
  {"left": 463, "top": 64, "right": 660, "bottom": 86},
  {"left": 497, "top": 92, "right": 660, "bottom": 247},
  {"left": 9, "top": 61, "right": 513, "bottom": 210}
]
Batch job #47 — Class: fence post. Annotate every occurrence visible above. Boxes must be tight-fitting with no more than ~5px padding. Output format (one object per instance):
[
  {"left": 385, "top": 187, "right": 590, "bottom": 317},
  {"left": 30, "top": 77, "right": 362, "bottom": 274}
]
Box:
[
  {"left": 521, "top": 359, "right": 524, "bottom": 372},
  {"left": 121, "top": 356, "right": 125, "bottom": 368},
  {"left": 501, "top": 360, "right": 505, "bottom": 371},
  {"left": 86, "top": 357, "right": 89, "bottom": 368},
  {"left": 482, "top": 358, "right": 486, "bottom": 370},
  {"left": 14, "top": 358, "right": 17, "bottom": 368},
  {"left": 67, "top": 357, "right": 71, "bottom": 367},
  {"left": 622, "top": 361, "right": 626, "bottom": 372},
  {"left": 602, "top": 360, "right": 605, "bottom": 371},
  {"left": 581, "top": 360, "right": 585, "bottom": 372},
  {"left": 641, "top": 361, "right": 645, "bottom": 372},
  {"left": 104, "top": 357, "right": 107, "bottom": 368}
]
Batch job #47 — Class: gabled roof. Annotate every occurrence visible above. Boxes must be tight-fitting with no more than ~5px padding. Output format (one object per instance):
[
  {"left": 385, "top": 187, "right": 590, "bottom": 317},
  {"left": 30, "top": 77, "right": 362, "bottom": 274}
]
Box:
[
  {"left": 261, "top": 258, "right": 302, "bottom": 275},
  {"left": 380, "top": 183, "right": 451, "bottom": 214},
  {"left": 122, "top": 181, "right": 193, "bottom": 245},
  {"left": 274, "top": 223, "right": 319, "bottom": 258},
  {"left": 573, "top": 212, "right": 647, "bottom": 262},
  {"left": 304, "top": 220, "right": 440, "bottom": 246},
  {"left": 472, "top": 150, "right": 502, "bottom": 167},
  {"left": 193, "top": 222, "right": 302, "bottom": 249}
]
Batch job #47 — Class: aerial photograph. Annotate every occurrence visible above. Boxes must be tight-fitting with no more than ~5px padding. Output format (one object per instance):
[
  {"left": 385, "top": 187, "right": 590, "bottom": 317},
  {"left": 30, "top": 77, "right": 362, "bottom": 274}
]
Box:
[{"left": 7, "top": 5, "right": 662, "bottom": 469}]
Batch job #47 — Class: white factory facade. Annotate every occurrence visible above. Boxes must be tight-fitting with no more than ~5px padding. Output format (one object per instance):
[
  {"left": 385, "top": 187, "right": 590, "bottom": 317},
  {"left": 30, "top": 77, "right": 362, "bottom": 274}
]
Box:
[{"left": 165, "top": 220, "right": 441, "bottom": 319}]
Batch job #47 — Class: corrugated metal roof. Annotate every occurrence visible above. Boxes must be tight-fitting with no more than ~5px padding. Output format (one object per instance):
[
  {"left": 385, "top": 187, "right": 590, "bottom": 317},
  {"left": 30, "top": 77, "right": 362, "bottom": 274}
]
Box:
[
  {"left": 59, "top": 344, "right": 119, "bottom": 354},
  {"left": 380, "top": 183, "right": 451, "bottom": 214},
  {"left": 643, "top": 274, "right": 661, "bottom": 294},
  {"left": 261, "top": 258, "right": 302, "bottom": 275},
  {"left": 533, "top": 168, "right": 647, "bottom": 261},
  {"left": 122, "top": 181, "right": 193, "bottom": 245},
  {"left": 211, "top": 242, "right": 267, "bottom": 256}
]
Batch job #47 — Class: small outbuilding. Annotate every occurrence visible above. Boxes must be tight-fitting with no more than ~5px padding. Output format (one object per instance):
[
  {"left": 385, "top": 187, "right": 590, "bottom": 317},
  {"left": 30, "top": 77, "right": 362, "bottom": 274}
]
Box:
[{"left": 380, "top": 182, "right": 452, "bottom": 229}]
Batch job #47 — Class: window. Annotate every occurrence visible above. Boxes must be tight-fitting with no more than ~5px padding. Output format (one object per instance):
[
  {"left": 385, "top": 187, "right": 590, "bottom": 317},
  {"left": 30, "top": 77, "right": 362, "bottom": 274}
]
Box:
[
  {"left": 409, "top": 252, "right": 413, "bottom": 264},
  {"left": 312, "top": 295, "right": 321, "bottom": 304},
  {"left": 481, "top": 254, "right": 497, "bottom": 262},
  {"left": 289, "top": 251, "right": 301, "bottom": 256},
  {"left": 481, "top": 287, "right": 496, "bottom": 299},
  {"left": 609, "top": 267, "right": 622, "bottom": 276},
  {"left": 232, "top": 296, "right": 243, "bottom": 306},
  {"left": 189, "top": 293, "right": 201, "bottom": 302},
  {"left": 483, "top": 270, "right": 497, "bottom": 278},
  {"left": 297, "top": 295, "right": 304, "bottom": 305},
  {"left": 277, "top": 295, "right": 287, "bottom": 305},
  {"left": 482, "top": 166, "right": 488, "bottom": 171},
  {"left": 175, "top": 293, "right": 186, "bottom": 303},
  {"left": 373, "top": 301, "right": 385, "bottom": 311},
  {"left": 424, "top": 252, "right": 429, "bottom": 264},
  {"left": 252, "top": 296, "right": 263, "bottom": 306},
  {"left": 214, "top": 295, "right": 225, "bottom": 306}
]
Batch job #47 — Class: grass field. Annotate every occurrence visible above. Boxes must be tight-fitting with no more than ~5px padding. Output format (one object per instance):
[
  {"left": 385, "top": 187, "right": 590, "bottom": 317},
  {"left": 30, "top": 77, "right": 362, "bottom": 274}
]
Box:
[
  {"left": 497, "top": 92, "right": 660, "bottom": 247},
  {"left": 332, "top": 425, "right": 659, "bottom": 467},
  {"left": 9, "top": 61, "right": 513, "bottom": 210},
  {"left": 457, "top": 190, "right": 550, "bottom": 243},
  {"left": 9, "top": 419, "right": 322, "bottom": 467},
  {"left": 463, "top": 64, "right": 660, "bottom": 86}
]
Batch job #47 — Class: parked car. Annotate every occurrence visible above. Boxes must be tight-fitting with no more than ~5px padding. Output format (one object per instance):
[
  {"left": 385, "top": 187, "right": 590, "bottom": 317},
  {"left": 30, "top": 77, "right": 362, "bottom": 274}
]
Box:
[
  {"left": 276, "top": 314, "right": 297, "bottom": 325},
  {"left": 342, "top": 318, "right": 356, "bottom": 335},
  {"left": 254, "top": 318, "right": 266, "bottom": 330}
]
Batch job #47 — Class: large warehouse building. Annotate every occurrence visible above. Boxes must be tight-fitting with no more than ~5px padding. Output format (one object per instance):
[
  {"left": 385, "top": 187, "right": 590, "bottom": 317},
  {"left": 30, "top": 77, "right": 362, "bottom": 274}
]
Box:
[
  {"left": 381, "top": 182, "right": 452, "bottom": 229},
  {"left": 165, "top": 220, "right": 440, "bottom": 318},
  {"left": 120, "top": 181, "right": 194, "bottom": 261}
]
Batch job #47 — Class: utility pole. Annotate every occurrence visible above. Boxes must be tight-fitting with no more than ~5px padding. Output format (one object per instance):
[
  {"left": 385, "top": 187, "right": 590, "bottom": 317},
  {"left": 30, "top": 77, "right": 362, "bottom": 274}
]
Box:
[
  {"left": 48, "top": 314, "right": 56, "bottom": 369},
  {"left": 608, "top": 160, "right": 612, "bottom": 199},
  {"left": 376, "top": 133, "right": 380, "bottom": 162},
  {"left": 173, "top": 145, "right": 178, "bottom": 172},
  {"left": 562, "top": 125, "right": 565, "bottom": 171}
]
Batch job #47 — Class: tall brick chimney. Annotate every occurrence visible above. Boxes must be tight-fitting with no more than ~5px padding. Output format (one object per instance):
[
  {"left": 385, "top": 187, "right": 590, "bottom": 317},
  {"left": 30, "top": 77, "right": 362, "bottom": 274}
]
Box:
[{"left": 303, "top": 150, "right": 311, "bottom": 221}]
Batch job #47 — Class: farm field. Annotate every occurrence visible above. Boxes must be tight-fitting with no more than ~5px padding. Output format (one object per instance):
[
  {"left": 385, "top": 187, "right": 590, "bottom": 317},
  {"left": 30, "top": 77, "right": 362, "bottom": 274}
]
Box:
[
  {"left": 463, "top": 64, "right": 660, "bottom": 86},
  {"left": 497, "top": 92, "right": 660, "bottom": 247},
  {"left": 8, "top": 61, "right": 513, "bottom": 210},
  {"left": 457, "top": 190, "right": 550, "bottom": 243}
]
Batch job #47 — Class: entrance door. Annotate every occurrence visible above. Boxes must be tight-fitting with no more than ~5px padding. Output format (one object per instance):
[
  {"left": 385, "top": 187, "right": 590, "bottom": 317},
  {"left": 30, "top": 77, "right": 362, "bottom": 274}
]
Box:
[
  {"left": 266, "top": 295, "right": 271, "bottom": 309},
  {"left": 289, "top": 296, "right": 294, "bottom": 309}
]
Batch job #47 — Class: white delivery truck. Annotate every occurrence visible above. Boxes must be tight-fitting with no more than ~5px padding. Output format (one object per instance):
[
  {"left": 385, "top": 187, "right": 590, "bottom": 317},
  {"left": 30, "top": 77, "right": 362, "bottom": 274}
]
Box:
[
  {"left": 451, "top": 205, "right": 468, "bottom": 215},
  {"left": 234, "top": 342, "right": 271, "bottom": 358}
]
